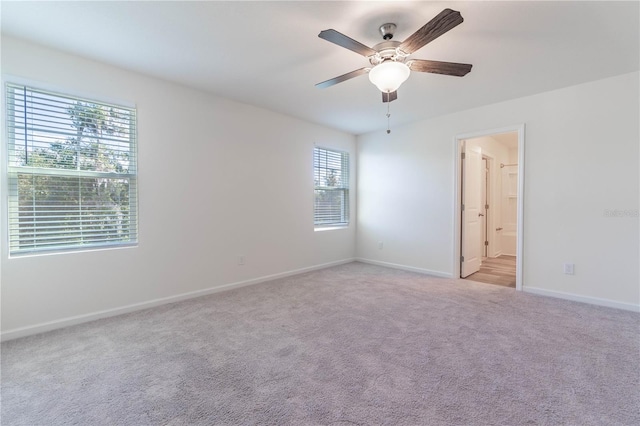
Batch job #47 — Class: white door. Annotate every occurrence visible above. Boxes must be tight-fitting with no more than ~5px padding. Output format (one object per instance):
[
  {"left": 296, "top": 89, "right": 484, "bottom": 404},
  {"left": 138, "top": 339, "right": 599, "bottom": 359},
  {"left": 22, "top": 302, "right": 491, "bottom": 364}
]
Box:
[{"left": 461, "top": 144, "right": 482, "bottom": 277}]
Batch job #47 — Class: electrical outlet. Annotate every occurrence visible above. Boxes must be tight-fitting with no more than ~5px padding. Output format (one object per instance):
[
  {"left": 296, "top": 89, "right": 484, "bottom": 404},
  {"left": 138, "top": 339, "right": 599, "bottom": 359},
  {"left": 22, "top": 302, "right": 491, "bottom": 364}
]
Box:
[
  {"left": 378, "top": 241, "right": 384, "bottom": 250},
  {"left": 563, "top": 263, "right": 574, "bottom": 275},
  {"left": 238, "top": 255, "right": 245, "bottom": 266}
]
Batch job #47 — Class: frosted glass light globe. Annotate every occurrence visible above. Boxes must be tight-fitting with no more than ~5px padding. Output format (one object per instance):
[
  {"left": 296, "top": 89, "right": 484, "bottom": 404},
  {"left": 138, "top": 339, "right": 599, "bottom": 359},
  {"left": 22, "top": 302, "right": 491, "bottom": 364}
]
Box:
[{"left": 368, "top": 61, "right": 410, "bottom": 93}]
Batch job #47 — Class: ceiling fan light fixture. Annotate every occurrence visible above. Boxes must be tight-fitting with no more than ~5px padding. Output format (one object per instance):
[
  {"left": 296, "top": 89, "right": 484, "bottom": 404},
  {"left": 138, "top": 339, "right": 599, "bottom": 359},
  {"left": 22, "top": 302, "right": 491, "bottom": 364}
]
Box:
[{"left": 368, "top": 61, "right": 410, "bottom": 93}]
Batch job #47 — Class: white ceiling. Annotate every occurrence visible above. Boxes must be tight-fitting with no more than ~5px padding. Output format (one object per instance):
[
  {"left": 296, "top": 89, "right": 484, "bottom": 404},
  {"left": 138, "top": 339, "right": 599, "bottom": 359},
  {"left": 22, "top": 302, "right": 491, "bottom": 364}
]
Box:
[{"left": 1, "top": 1, "right": 638, "bottom": 135}]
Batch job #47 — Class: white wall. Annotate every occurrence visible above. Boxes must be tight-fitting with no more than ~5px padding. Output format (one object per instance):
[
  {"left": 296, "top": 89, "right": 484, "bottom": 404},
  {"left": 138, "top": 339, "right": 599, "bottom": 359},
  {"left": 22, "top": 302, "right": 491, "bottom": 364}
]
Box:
[
  {"left": 1, "top": 37, "right": 357, "bottom": 337},
  {"left": 357, "top": 71, "right": 639, "bottom": 310}
]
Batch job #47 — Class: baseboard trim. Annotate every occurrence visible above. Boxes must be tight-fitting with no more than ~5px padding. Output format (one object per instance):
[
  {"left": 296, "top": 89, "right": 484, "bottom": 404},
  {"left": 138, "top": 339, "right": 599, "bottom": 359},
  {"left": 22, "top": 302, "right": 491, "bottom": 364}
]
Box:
[
  {"left": 523, "top": 286, "right": 640, "bottom": 312},
  {"left": 355, "top": 257, "right": 453, "bottom": 278},
  {"left": 1, "top": 258, "right": 356, "bottom": 342}
]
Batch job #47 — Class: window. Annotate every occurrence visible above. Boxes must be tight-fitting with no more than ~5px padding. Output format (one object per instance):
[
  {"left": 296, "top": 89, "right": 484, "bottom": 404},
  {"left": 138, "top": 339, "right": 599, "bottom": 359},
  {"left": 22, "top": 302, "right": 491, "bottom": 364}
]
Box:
[
  {"left": 314, "top": 147, "right": 349, "bottom": 228},
  {"left": 6, "top": 83, "right": 137, "bottom": 255}
]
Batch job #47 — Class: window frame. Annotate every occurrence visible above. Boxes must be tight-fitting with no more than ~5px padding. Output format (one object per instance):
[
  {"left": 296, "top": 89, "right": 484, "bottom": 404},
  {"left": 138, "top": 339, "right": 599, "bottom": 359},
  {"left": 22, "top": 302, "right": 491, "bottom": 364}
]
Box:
[
  {"left": 4, "top": 81, "right": 139, "bottom": 256},
  {"left": 313, "top": 146, "right": 350, "bottom": 230}
]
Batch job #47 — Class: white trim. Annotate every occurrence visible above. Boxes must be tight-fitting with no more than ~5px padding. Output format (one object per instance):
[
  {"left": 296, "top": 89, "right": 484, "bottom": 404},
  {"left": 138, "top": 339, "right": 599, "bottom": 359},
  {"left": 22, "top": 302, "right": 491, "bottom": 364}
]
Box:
[
  {"left": 481, "top": 154, "right": 496, "bottom": 258},
  {"left": 515, "top": 126, "right": 525, "bottom": 292},
  {"left": 1, "top": 79, "right": 9, "bottom": 263},
  {"left": 523, "top": 286, "right": 640, "bottom": 313},
  {"left": 356, "top": 257, "right": 453, "bottom": 278},
  {"left": 0, "top": 258, "right": 356, "bottom": 341},
  {"left": 453, "top": 124, "right": 525, "bottom": 290},
  {"left": 314, "top": 225, "right": 349, "bottom": 232}
]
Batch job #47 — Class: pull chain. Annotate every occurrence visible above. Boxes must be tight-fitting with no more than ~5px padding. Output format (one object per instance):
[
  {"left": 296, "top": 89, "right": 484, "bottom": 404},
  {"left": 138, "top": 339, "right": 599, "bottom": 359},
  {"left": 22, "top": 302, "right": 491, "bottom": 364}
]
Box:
[{"left": 386, "top": 98, "right": 391, "bottom": 134}]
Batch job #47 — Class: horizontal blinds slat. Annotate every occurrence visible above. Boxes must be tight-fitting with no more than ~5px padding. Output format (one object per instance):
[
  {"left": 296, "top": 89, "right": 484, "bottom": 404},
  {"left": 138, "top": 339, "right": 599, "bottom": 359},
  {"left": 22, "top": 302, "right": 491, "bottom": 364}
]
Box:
[
  {"left": 10, "top": 210, "right": 136, "bottom": 216},
  {"left": 8, "top": 211, "right": 136, "bottom": 219},
  {"left": 11, "top": 235, "right": 135, "bottom": 244},
  {"left": 8, "top": 166, "right": 135, "bottom": 178},
  {"left": 7, "top": 123, "right": 135, "bottom": 142},
  {"left": 7, "top": 83, "right": 138, "bottom": 255},
  {"left": 7, "top": 122, "right": 135, "bottom": 145},
  {"left": 9, "top": 220, "right": 135, "bottom": 228},
  {"left": 10, "top": 234, "right": 136, "bottom": 244},
  {"left": 8, "top": 128, "right": 136, "bottom": 143},
  {"left": 10, "top": 228, "right": 136, "bottom": 246},
  {"left": 9, "top": 214, "right": 136, "bottom": 224}
]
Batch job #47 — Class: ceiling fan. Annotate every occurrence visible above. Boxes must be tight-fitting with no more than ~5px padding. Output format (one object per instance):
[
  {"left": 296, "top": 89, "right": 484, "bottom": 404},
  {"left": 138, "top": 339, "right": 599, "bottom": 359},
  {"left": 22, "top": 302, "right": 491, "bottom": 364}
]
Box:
[{"left": 316, "top": 8, "right": 472, "bottom": 103}]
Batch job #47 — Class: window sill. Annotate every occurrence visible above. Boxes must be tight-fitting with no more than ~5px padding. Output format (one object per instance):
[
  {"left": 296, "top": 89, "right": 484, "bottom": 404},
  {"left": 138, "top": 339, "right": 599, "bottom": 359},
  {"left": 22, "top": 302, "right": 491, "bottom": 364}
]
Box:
[{"left": 314, "top": 225, "right": 349, "bottom": 232}]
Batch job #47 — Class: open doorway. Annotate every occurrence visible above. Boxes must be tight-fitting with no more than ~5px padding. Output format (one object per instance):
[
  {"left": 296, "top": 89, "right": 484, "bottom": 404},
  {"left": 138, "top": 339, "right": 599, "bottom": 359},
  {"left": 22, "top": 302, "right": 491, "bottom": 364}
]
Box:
[{"left": 455, "top": 126, "right": 524, "bottom": 290}]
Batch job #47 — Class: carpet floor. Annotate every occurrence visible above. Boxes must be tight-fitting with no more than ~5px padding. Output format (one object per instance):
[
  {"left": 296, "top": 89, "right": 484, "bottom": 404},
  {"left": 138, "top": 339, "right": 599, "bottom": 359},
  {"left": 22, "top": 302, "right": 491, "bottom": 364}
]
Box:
[{"left": 2, "top": 262, "right": 639, "bottom": 425}]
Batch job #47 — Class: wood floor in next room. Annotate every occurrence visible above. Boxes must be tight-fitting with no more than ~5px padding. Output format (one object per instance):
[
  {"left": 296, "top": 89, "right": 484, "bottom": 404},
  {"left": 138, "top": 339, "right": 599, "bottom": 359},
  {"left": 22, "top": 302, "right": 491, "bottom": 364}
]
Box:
[{"left": 466, "top": 255, "right": 516, "bottom": 288}]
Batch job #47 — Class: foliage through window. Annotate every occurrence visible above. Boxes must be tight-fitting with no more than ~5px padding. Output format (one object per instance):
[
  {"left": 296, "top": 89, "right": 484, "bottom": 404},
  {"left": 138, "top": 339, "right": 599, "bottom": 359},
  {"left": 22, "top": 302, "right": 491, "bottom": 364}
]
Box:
[
  {"left": 314, "top": 147, "right": 349, "bottom": 227},
  {"left": 6, "top": 83, "right": 138, "bottom": 255}
]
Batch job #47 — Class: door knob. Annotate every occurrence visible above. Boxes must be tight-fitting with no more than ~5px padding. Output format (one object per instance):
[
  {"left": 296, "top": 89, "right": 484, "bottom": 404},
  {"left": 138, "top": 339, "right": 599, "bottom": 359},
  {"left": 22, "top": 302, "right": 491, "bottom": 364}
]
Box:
[{"left": 478, "top": 213, "right": 485, "bottom": 217}]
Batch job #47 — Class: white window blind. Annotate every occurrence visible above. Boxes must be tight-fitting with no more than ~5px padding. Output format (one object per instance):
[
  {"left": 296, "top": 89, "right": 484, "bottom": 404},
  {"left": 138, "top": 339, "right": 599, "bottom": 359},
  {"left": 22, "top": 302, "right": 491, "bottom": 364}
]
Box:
[
  {"left": 314, "top": 147, "right": 349, "bottom": 227},
  {"left": 6, "top": 83, "right": 138, "bottom": 255}
]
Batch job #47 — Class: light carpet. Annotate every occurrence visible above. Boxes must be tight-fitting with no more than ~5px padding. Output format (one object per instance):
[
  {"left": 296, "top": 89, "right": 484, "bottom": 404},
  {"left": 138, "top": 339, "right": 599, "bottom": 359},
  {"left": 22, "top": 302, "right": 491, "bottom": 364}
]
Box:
[{"left": 2, "top": 262, "right": 639, "bottom": 425}]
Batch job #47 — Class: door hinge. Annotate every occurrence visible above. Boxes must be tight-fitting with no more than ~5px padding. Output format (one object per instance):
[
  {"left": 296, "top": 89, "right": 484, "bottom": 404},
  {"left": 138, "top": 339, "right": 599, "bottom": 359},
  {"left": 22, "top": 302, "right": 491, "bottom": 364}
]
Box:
[
  {"left": 485, "top": 204, "right": 489, "bottom": 210},
  {"left": 461, "top": 152, "right": 466, "bottom": 160},
  {"left": 461, "top": 256, "right": 465, "bottom": 262},
  {"left": 461, "top": 204, "right": 465, "bottom": 211},
  {"left": 484, "top": 241, "right": 489, "bottom": 246}
]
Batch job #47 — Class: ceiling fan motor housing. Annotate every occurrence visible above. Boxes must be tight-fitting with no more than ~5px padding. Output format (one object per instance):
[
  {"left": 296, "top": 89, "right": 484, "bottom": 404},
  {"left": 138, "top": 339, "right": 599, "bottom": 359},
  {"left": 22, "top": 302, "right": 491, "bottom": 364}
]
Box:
[{"left": 369, "top": 40, "right": 407, "bottom": 66}]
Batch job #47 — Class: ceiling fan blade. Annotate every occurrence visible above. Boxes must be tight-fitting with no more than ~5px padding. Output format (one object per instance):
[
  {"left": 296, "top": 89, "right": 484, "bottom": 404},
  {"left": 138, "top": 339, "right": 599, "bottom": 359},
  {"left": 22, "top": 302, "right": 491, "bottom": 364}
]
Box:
[
  {"left": 409, "top": 59, "right": 472, "bottom": 77},
  {"left": 399, "top": 9, "right": 463, "bottom": 54},
  {"left": 316, "top": 68, "right": 369, "bottom": 89},
  {"left": 382, "top": 91, "right": 398, "bottom": 103},
  {"left": 319, "top": 29, "right": 377, "bottom": 57}
]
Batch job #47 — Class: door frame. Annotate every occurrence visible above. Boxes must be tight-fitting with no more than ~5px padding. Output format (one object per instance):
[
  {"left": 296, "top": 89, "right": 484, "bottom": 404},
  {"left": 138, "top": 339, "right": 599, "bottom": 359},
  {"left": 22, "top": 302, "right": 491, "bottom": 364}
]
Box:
[{"left": 453, "top": 124, "right": 525, "bottom": 290}]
